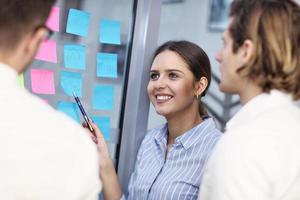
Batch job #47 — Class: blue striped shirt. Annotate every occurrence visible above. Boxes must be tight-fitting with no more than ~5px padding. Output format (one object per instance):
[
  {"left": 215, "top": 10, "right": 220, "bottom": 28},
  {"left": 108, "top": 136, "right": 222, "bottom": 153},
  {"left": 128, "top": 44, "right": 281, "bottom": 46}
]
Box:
[{"left": 122, "top": 118, "right": 222, "bottom": 200}]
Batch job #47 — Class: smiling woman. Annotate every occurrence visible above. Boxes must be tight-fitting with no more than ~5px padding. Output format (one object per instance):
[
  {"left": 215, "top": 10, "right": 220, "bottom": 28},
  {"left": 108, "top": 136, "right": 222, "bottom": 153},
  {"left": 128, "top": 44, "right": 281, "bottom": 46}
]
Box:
[
  {"left": 124, "top": 40, "right": 222, "bottom": 199},
  {"left": 89, "top": 40, "right": 222, "bottom": 200},
  {"left": 148, "top": 50, "right": 197, "bottom": 118},
  {"left": 148, "top": 41, "right": 212, "bottom": 120}
]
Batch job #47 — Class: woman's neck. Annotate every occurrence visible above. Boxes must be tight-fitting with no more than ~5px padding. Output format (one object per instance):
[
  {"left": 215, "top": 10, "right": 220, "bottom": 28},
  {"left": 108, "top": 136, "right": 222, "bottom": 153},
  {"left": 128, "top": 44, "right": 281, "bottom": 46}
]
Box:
[{"left": 166, "top": 106, "right": 202, "bottom": 146}]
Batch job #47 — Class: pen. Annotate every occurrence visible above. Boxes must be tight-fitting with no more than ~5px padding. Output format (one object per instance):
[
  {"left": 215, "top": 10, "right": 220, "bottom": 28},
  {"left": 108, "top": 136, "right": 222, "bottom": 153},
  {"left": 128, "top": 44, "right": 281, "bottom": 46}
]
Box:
[{"left": 73, "top": 92, "right": 94, "bottom": 133}]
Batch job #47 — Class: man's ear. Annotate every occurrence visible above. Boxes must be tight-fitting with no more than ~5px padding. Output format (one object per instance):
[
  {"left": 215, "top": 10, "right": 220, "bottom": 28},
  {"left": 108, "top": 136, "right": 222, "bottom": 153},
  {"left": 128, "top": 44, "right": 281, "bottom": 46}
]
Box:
[
  {"left": 195, "top": 77, "right": 208, "bottom": 97},
  {"left": 23, "top": 28, "right": 47, "bottom": 60},
  {"left": 237, "top": 39, "right": 254, "bottom": 67}
]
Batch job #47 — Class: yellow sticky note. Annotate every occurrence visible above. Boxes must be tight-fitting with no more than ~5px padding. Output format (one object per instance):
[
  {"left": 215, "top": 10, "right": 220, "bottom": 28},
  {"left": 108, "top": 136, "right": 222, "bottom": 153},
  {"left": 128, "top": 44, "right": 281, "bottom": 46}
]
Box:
[{"left": 18, "top": 73, "right": 24, "bottom": 87}]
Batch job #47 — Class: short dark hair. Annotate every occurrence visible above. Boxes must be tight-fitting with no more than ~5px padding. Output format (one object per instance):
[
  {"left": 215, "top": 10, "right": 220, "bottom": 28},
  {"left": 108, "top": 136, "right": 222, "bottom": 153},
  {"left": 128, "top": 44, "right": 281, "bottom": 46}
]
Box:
[
  {"left": 152, "top": 40, "right": 212, "bottom": 117},
  {"left": 229, "top": 0, "right": 300, "bottom": 100},
  {"left": 0, "top": 0, "right": 56, "bottom": 50}
]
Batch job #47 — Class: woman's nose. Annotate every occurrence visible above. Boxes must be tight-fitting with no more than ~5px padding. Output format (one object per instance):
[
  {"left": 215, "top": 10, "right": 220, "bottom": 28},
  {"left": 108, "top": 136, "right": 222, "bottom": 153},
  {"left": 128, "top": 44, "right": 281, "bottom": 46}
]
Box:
[{"left": 155, "top": 76, "right": 167, "bottom": 90}]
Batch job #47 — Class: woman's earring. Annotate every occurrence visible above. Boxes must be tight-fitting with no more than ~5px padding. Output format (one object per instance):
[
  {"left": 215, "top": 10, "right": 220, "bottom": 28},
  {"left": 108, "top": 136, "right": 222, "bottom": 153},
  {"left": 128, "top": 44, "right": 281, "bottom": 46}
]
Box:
[{"left": 196, "top": 93, "right": 199, "bottom": 99}]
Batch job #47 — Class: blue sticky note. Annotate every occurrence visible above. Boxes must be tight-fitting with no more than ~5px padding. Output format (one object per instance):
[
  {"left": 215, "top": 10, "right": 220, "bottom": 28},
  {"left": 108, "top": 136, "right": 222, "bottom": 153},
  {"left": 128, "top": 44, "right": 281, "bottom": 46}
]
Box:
[
  {"left": 61, "top": 71, "right": 82, "bottom": 97},
  {"left": 99, "top": 19, "right": 121, "bottom": 45},
  {"left": 66, "top": 8, "right": 90, "bottom": 37},
  {"left": 56, "top": 101, "right": 80, "bottom": 123},
  {"left": 92, "top": 116, "right": 110, "bottom": 141},
  {"left": 93, "top": 85, "right": 114, "bottom": 110},
  {"left": 97, "top": 53, "right": 118, "bottom": 78},
  {"left": 64, "top": 44, "right": 86, "bottom": 70}
]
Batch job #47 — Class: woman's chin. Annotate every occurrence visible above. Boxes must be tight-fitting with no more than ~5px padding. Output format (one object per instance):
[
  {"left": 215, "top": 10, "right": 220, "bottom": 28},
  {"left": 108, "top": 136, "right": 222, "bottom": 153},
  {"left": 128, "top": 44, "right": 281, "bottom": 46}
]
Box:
[
  {"left": 155, "top": 109, "right": 168, "bottom": 117},
  {"left": 155, "top": 109, "right": 173, "bottom": 118}
]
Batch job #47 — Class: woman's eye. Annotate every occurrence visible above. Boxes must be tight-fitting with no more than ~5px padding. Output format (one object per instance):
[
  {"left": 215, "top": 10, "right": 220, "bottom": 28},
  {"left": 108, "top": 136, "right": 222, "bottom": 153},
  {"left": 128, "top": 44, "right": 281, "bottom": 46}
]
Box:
[
  {"left": 150, "top": 72, "right": 159, "bottom": 80},
  {"left": 169, "top": 72, "right": 178, "bottom": 79}
]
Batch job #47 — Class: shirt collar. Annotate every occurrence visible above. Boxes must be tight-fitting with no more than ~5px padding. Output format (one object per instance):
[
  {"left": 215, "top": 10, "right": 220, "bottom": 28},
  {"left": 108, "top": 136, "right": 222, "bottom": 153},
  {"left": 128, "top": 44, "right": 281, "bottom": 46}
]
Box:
[
  {"left": 154, "top": 124, "right": 168, "bottom": 148},
  {"left": 226, "top": 90, "right": 293, "bottom": 130},
  {"left": 0, "top": 62, "right": 19, "bottom": 87},
  {"left": 176, "top": 118, "right": 217, "bottom": 150},
  {"left": 154, "top": 118, "right": 218, "bottom": 150}
]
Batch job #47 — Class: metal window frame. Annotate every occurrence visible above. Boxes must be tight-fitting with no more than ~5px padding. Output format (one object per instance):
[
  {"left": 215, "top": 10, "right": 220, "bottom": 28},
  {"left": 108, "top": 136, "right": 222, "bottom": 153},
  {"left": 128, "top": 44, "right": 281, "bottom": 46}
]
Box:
[{"left": 117, "top": 0, "right": 162, "bottom": 194}]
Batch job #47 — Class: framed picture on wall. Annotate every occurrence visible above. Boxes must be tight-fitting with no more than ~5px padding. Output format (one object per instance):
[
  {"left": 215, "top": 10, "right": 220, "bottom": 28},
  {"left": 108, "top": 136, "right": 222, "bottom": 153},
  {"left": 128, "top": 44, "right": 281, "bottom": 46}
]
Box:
[{"left": 208, "top": 0, "right": 232, "bottom": 31}]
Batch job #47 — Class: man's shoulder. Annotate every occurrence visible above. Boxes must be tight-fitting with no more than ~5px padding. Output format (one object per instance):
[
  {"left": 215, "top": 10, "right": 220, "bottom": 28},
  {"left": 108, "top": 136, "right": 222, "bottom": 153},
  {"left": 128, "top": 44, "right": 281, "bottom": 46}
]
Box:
[
  {"left": 0, "top": 88, "right": 100, "bottom": 197},
  {"left": 212, "top": 121, "right": 300, "bottom": 170},
  {"left": 22, "top": 89, "right": 82, "bottom": 129},
  {"left": 11, "top": 88, "right": 95, "bottom": 152}
]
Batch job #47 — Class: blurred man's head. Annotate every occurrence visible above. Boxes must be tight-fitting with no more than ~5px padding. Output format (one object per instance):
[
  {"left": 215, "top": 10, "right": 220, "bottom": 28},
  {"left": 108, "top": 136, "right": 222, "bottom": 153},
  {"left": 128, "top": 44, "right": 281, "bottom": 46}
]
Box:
[
  {"left": 0, "top": 0, "right": 56, "bottom": 73},
  {"left": 216, "top": 0, "right": 300, "bottom": 101}
]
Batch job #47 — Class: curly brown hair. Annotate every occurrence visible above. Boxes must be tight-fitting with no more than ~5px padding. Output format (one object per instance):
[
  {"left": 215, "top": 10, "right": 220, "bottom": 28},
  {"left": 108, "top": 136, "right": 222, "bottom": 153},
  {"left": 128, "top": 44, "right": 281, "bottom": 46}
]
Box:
[{"left": 229, "top": 0, "right": 300, "bottom": 100}]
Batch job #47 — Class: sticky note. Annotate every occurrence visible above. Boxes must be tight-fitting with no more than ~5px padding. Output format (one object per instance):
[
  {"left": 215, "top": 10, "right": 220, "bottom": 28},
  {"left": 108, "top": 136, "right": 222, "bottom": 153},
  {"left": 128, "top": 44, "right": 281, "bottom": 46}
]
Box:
[
  {"left": 18, "top": 73, "right": 24, "bottom": 87},
  {"left": 35, "top": 39, "right": 57, "bottom": 63},
  {"left": 93, "top": 85, "right": 114, "bottom": 110},
  {"left": 64, "top": 44, "right": 86, "bottom": 69},
  {"left": 46, "top": 6, "right": 60, "bottom": 32},
  {"left": 96, "top": 53, "right": 118, "bottom": 78},
  {"left": 56, "top": 101, "right": 79, "bottom": 123},
  {"left": 92, "top": 116, "right": 110, "bottom": 141},
  {"left": 100, "top": 19, "right": 121, "bottom": 45},
  {"left": 30, "top": 69, "right": 55, "bottom": 95},
  {"left": 61, "top": 71, "right": 82, "bottom": 97},
  {"left": 66, "top": 8, "right": 90, "bottom": 37}
]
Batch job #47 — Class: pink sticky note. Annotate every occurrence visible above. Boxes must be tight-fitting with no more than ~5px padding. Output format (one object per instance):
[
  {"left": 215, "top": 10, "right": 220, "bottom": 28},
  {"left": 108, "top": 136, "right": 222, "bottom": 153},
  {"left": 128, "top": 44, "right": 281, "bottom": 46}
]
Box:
[
  {"left": 46, "top": 6, "right": 60, "bottom": 32},
  {"left": 30, "top": 69, "right": 55, "bottom": 95},
  {"left": 35, "top": 39, "right": 57, "bottom": 63}
]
